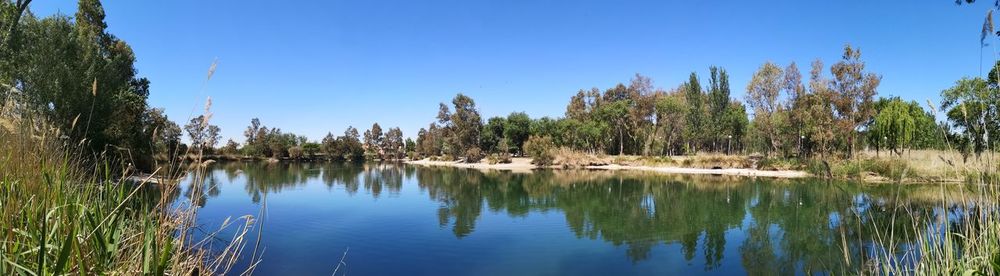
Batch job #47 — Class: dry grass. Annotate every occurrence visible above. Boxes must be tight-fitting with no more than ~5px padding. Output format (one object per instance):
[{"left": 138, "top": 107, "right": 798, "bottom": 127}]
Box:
[
  {"left": 859, "top": 149, "right": 999, "bottom": 182},
  {"left": 552, "top": 147, "right": 610, "bottom": 168}
]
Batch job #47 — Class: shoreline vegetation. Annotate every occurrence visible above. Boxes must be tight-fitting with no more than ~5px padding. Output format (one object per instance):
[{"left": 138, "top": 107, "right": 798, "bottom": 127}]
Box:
[{"left": 3, "top": 0, "right": 1000, "bottom": 274}]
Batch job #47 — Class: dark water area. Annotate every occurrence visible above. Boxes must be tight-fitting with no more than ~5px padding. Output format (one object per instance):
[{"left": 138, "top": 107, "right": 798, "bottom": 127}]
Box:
[{"left": 175, "top": 162, "right": 967, "bottom": 275}]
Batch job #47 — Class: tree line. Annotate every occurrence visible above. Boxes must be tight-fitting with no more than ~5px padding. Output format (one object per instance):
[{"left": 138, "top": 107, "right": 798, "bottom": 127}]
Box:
[
  {"left": 412, "top": 45, "right": 962, "bottom": 163},
  {"left": 1, "top": 0, "right": 984, "bottom": 168}
]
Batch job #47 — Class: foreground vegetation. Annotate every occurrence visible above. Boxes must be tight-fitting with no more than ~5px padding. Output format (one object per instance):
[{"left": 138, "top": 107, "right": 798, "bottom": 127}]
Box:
[
  {"left": 2, "top": 0, "right": 1000, "bottom": 274},
  {"left": 0, "top": 105, "right": 257, "bottom": 274}
]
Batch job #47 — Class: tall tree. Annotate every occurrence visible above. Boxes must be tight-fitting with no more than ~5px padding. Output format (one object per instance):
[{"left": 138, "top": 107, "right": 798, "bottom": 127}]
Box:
[
  {"left": 746, "top": 62, "right": 785, "bottom": 155},
  {"left": 829, "top": 44, "right": 881, "bottom": 157},
  {"left": 941, "top": 77, "right": 995, "bottom": 156},
  {"left": 439, "top": 93, "right": 483, "bottom": 157},
  {"left": 708, "top": 67, "right": 732, "bottom": 151},
  {"left": 184, "top": 115, "right": 220, "bottom": 152},
  {"left": 684, "top": 72, "right": 705, "bottom": 153}
]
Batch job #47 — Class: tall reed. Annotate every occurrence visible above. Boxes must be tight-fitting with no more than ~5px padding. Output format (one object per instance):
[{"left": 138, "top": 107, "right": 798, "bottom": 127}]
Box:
[{"left": 0, "top": 65, "right": 258, "bottom": 275}]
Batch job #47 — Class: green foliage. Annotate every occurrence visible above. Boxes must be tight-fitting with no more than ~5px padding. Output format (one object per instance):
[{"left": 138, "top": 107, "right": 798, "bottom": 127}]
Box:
[
  {"left": 941, "top": 77, "right": 997, "bottom": 156},
  {"left": 524, "top": 135, "right": 556, "bottom": 165},
  {"left": 2, "top": 0, "right": 165, "bottom": 171},
  {"left": 480, "top": 116, "right": 505, "bottom": 153},
  {"left": 869, "top": 98, "right": 917, "bottom": 155},
  {"left": 505, "top": 112, "right": 531, "bottom": 154},
  {"left": 220, "top": 139, "right": 240, "bottom": 155},
  {"left": 746, "top": 62, "right": 785, "bottom": 155}
]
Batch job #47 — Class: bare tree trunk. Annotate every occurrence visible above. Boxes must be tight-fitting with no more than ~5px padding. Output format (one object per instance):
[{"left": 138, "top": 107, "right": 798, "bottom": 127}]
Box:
[{"left": 618, "top": 128, "right": 624, "bottom": 156}]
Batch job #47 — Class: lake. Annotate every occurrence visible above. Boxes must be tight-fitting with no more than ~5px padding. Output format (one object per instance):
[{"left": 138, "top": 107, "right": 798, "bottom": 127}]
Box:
[{"left": 178, "top": 161, "right": 963, "bottom": 275}]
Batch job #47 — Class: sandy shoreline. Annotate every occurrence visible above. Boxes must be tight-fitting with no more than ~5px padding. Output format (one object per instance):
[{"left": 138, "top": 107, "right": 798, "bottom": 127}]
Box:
[{"left": 405, "top": 158, "right": 811, "bottom": 178}]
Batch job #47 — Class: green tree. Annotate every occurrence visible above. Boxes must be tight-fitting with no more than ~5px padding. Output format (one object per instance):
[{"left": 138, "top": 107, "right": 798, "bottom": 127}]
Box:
[
  {"left": 829, "top": 44, "right": 881, "bottom": 157},
  {"left": 746, "top": 62, "right": 785, "bottom": 155},
  {"left": 321, "top": 132, "right": 339, "bottom": 159},
  {"left": 364, "top": 123, "right": 384, "bottom": 159},
  {"left": 438, "top": 94, "right": 483, "bottom": 157},
  {"left": 684, "top": 73, "right": 705, "bottom": 153},
  {"left": 869, "top": 98, "right": 915, "bottom": 156},
  {"left": 480, "top": 116, "right": 506, "bottom": 154},
  {"left": 941, "top": 77, "right": 995, "bottom": 156},
  {"left": 184, "top": 115, "right": 221, "bottom": 153},
  {"left": 596, "top": 100, "right": 630, "bottom": 155},
  {"left": 655, "top": 91, "right": 687, "bottom": 155},
  {"left": 504, "top": 112, "right": 531, "bottom": 155},
  {"left": 383, "top": 127, "right": 404, "bottom": 159},
  {"left": 707, "top": 66, "right": 731, "bottom": 151},
  {"left": 0, "top": 0, "right": 169, "bottom": 171}
]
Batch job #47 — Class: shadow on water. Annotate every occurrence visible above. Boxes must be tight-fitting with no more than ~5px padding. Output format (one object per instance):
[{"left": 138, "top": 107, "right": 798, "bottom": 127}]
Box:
[{"left": 177, "top": 162, "right": 982, "bottom": 274}]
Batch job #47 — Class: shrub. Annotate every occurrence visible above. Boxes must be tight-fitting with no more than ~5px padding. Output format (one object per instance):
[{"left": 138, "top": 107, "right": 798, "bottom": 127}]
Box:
[
  {"left": 552, "top": 147, "right": 606, "bottom": 168},
  {"left": 524, "top": 136, "right": 555, "bottom": 166},
  {"left": 487, "top": 152, "right": 513, "bottom": 165},
  {"left": 288, "top": 146, "right": 305, "bottom": 160},
  {"left": 465, "top": 147, "right": 484, "bottom": 163},
  {"left": 407, "top": 151, "right": 420, "bottom": 160}
]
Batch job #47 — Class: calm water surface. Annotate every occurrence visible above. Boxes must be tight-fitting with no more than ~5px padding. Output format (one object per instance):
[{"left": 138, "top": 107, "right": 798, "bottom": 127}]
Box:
[{"left": 177, "top": 162, "right": 961, "bottom": 275}]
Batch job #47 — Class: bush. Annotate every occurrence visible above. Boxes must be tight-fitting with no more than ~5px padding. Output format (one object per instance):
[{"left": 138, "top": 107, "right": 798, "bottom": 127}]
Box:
[
  {"left": 524, "top": 136, "right": 555, "bottom": 166},
  {"left": 288, "top": 146, "right": 304, "bottom": 160},
  {"left": 552, "top": 147, "right": 606, "bottom": 168},
  {"left": 464, "top": 147, "right": 484, "bottom": 163},
  {"left": 487, "top": 152, "right": 512, "bottom": 165},
  {"left": 407, "top": 151, "right": 420, "bottom": 160}
]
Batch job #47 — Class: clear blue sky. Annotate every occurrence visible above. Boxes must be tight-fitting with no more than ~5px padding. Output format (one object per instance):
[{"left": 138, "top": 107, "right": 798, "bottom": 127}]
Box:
[{"left": 29, "top": 0, "right": 994, "bottom": 142}]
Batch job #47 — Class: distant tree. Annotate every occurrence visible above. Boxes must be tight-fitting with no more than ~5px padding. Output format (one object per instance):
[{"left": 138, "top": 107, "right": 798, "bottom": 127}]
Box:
[
  {"left": 244, "top": 118, "right": 261, "bottom": 145},
  {"left": 802, "top": 59, "right": 838, "bottom": 157},
  {"left": 829, "top": 44, "right": 881, "bottom": 157},
  {"left": 707, "top": 66, "right": 731, "bottom": 151},
  {"left": 504, "top": 112, "right": 531, "bottom": 155},
  {"left": 684, "top": 73, "right": 705, "bottom": 153},
  {"left": 597, "top": 99, "right": 630, "bottom": 155},
  {"left": 746, "top": 62, "right": 785, "bottom": 155},
  {"left": 439, "top": 94, "right": 482, "bottom": 156},
  {"left": 321, "top": 132, "right": 336, "bottom": 157},
  {"left": 220, "top": 139, "right": 239, "bottom": 155},
  {"left": 143, "top": 107, "right": 182, "bottom": 155},
  {"left": 869, "top": 98, "right": 915, "bottom": 156},
  {"left": 566, "top": 90, "right": 589, "bottom": 121},
  {"left": 184, "top": 115, "right": 221, "bottom": 153},
  {"left": 383, "top": 127, "right": 404, "bottom": 159},
  {"left": 364, "top": 123, "right": 384, "bottom": 159},
  {"left": 941, "top": 77, "right": 995, "bottom": 156},
  {"left": 480, "top": 116, "right": 506, "bottom": 154},
  {"left": 419, "top": 123, "right": 443, "bottom": 157},
  {"left": 405, "top": 138, "right": 416, "bottom": 153},
  {"left": 302, "top": 142, "right": 320, "bottom": 158},
  {"left": 722, "top": 101, "right": 750, "bottom": 155},
  {"left": 655, "top": 91, "right": 687, "bottom": 155}
]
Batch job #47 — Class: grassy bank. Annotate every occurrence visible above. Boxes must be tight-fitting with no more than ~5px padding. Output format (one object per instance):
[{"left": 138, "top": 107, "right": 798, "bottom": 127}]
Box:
[{"left": 0, "top": 116, "right": 255, "bottom": 274}]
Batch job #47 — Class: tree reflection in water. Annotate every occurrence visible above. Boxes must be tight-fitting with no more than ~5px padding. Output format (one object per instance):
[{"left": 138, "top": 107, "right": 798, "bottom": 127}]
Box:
[{"left": 181, "top": 162, "right": 976, "bottom": 273}]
